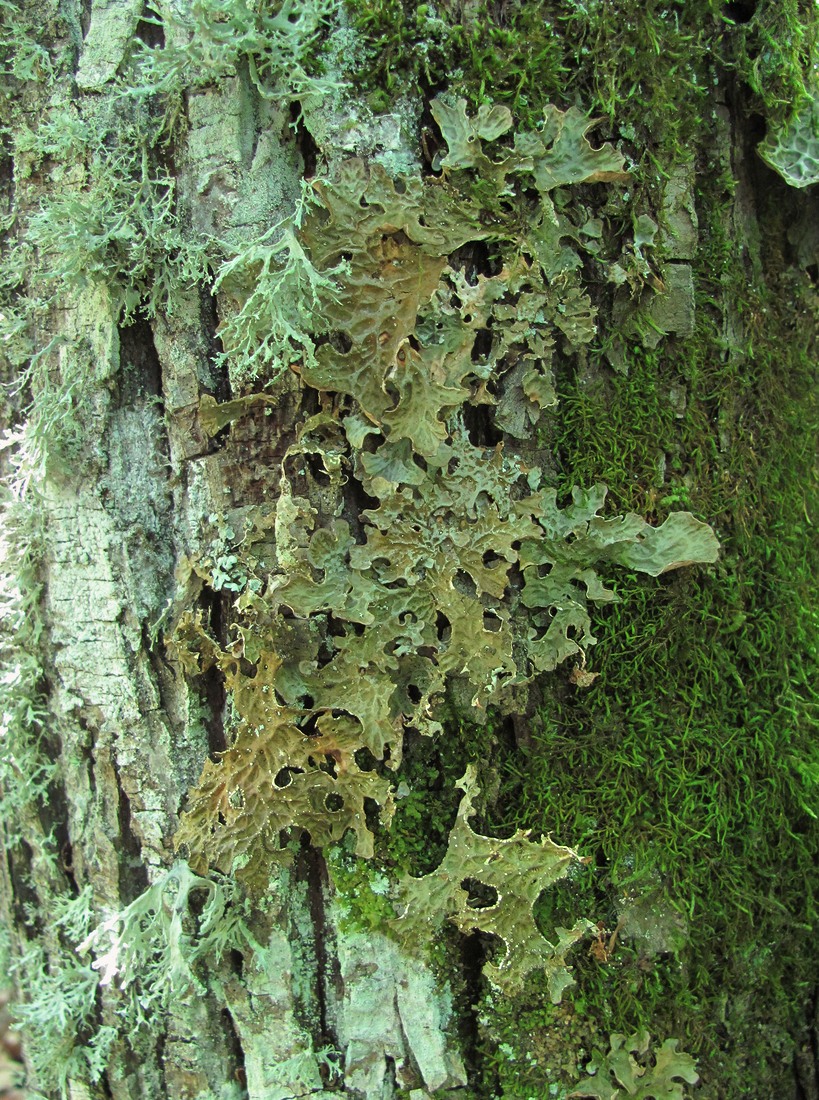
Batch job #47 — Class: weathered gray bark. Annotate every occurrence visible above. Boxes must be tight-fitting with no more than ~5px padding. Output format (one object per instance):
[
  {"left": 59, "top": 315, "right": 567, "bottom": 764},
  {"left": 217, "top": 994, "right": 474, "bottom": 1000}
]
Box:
[{"left": 1, "top": 4, "right": 472, "bottom": 1095}]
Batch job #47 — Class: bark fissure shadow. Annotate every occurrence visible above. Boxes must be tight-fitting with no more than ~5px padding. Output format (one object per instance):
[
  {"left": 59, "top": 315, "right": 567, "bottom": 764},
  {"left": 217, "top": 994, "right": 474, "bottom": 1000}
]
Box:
[
  {"left": 188, "top": 584, "right": 231, "bottom": 760},
  {"left": 6, "top": 839, "right": 43, "bottom": 935},
  {"left": 134, "top": 1, "right": 164, "bottom": 48},
  {"left": 293, "top": 105, "right": 319, "bottom": 180},
  {"left": 295, "top": 839, "right": 342, "bottom": 1078},
  {"left": 153, "top": 1019, "right": 168, "bottom": 1100},
  {"left": 118, "top": 311, "right": 163, "bottom": 405},
  {"left": 201, "top": 280, "right": 231, "bottom": 403},
  {"left": 141, "top": 622, "right": 180, "bottom": 730},
  {"left": 115, "top": 771, "right": 150, "bottom": 904},
  {"left": 220, "top": 997, "right": 248, "bottom": 1095},
  {"left": 459, "top": 930, "right": 495, "bottom": 1095}
]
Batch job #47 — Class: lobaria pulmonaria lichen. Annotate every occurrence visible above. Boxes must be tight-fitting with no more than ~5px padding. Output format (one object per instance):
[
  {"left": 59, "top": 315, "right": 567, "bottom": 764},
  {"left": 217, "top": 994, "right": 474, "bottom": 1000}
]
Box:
[{"left": 170, "top": 96, "right": 719, "bottom": 991}]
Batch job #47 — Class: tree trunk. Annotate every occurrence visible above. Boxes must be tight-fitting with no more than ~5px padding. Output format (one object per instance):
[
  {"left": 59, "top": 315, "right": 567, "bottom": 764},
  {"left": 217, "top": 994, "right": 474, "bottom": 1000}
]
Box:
[{"left": 1, "top": 2, "right": 818, "bottom": 1098}]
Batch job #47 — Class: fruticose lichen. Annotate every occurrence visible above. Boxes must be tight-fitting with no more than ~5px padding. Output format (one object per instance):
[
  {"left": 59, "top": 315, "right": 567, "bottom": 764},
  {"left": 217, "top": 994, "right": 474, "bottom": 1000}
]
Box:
[
  {"left": 28, "top": 133, "right": 206, "bottom": 320},
  {"left": 10, "top": 887, "right": 117, "bottom": 1096},
  {"left": 124, "top": 0, "right": 337, "bottom": 103},
  {"left": 170, "top": 97, "right": 719, "bottom": 991},
  {"left": 79, "top": 862, "right": 255, "bottom": 1029}
]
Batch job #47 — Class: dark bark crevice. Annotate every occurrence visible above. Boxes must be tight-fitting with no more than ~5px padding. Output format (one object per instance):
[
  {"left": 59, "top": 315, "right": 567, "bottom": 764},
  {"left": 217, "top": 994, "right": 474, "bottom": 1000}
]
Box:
[
  {"left": 200, "top": 280, "right": 231, "bottom": 402},
  {"left": 418, "top": 99, "right": 445, "bottom": 175},
  {"left": 302, "top": 842, "right": 342, "bottom": 1061},
  {"left": 79, "top": 0, "right": 93, "bottom": 38},
  {"left": 220, "top": 999, "right": 247, "bottom": 1094},
  {"left": 141, "top": 622, "right": 179, "bottom": 724},
  {"left": 118, "top": 311, "right": 163, "bottom": 405},
  {"left": 115, "top": 771, "right": 150, "bottom": 904},
  {"left": 458, "top": 931, "right": 494, "bottom": 1095},
  {"left": 293, "top": 105, "right": 319, "bottom": 179},
  {"left": 194, "top": 585, "right": 229, "bottom": 757},
  {"left": 153, "top": 1025, "right": 168, "bottom": 1100},
  {"left": 0, "top": 142, "right": 13, "bottom": 222},
  {"left": 48, "top": 731, "right": 82, "bottom": 893},
  {"left": 383, "top": 1053, "right": 397, "bottom": 1093},
  {"left": 343, "top": 467, "right": 381, "bottom": 541},
  {"left": 202, "top": 581, "right": 231, "bottom": 649},
  {"left": 134, "top": 1, "right": 165, "bottom": 49},
  {"left": 199, "top": 660, "right": 227, "bottom": 754},
  {"left": 6, "top": 841, "right": 42, "bottom": 934},
  {"left": 96, "top": 1053, "right": 115, "bottom": 1099},
  {"left": 449, "top": 239, "right": 500, "bottom": 284},
  {"left": 461, "top": 403, "right": 503, "bottom": 449}
]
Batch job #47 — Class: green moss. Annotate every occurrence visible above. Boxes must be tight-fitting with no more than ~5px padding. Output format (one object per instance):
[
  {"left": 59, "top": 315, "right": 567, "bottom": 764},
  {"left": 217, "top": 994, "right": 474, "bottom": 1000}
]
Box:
[
  {"left": 344, "top": 0, "right": 455, "bottom": 98},
  {"left": 342, "top": 0, "right": 723, "bottom": 148},
  {"left": 382, "top": 717, "right": 483, "bottom": 875},
  {"left": 476, "top": 150, "right": 819, "bottom": 1095},
  {"left": 327, "top": 846, "right": 398, "bottom": 932},
  {"left": 732, "top": 0, "right": 819, "bottom": 121},
  {"left": 342, "top": 0, "right": 818, "bottom": 185}
]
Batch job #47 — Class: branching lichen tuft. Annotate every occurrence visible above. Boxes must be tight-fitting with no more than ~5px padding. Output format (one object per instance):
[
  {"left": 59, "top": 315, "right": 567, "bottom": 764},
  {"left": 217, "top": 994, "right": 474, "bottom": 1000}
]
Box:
[
  {"left": 11, "top": 888, "right": 116, "bottom": 1098},
  {"left": 126, "top": 0, "right": 338, "bottom": 103},
  {"left": 29, "top": 133, "right": 206, "bottom": 321},
  {"left": 79, "top": 862, "right": 255, "bottom": 1029}
]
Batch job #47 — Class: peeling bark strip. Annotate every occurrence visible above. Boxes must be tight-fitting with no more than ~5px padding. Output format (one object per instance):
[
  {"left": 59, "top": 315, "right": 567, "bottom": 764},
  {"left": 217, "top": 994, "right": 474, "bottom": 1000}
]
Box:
[{"left": 1, "top": 0, "right": 817, "bottom": 1097}]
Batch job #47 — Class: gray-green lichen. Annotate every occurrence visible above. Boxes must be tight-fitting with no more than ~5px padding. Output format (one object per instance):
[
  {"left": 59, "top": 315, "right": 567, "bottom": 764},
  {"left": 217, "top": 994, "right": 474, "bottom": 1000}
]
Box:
[
  {"left": 758, "top": 89, "right": 819, "bottom": 187},
  {"left": 169, "top": 98, "right": 719, "bottom": 996},
  {"left": 570, "top": 1029, "right": 699, "bottom": 1100},
  {"left": 0, "top": 1, "right": 729, "bottom": 1084}
]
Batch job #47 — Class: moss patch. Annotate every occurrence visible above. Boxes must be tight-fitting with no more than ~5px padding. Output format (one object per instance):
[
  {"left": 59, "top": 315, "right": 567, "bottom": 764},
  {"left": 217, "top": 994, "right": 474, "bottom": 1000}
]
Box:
[{"left": 475, "top": 138, "right": 819, "bottom": 1097}]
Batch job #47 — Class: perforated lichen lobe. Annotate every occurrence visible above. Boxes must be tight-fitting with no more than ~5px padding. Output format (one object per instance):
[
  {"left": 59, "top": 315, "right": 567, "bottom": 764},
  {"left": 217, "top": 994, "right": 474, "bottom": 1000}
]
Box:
[{"left": 170, "top": 102, "right": 719, "bottom": 1001}]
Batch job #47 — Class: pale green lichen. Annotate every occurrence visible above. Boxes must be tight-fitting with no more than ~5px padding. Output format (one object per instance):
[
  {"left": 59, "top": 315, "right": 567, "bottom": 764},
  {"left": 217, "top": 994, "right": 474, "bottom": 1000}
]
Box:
[
  {"left": 126, "top": 0, "right": 338, "bottom": 104},
  {"left": 12, "top": 865, "right": 265, "bottom": 1097},
  {"left": 0, "top": 0, "right": 54, "bottom": 104},
  {"left": 171, "top": 102, "right": 719, "bottom": 940},
  {"left": 212, "top": 188, "right": 344, "bottom": 387},
  {"left": 11, "top": 888, "right": 117, "bottom": 1098},
  {"left": 0, "top": 437, "right": 55, "bottom": 844},
  {"left": 29, "top": 133, "right": 206, "bottom": 320},
  {"left": 570, "top": 1029, "right": 699, "bottom": 1100},
  {"left": 75, "top": 0, "right": 143, "bottom": 90},
  {"left": 79, "top": 862, "right": 255, "bottom": 1029},
  {"left": 394, "top": 765, "right": 593, "bottom": 998},
  {"left": 758, "top": 88, "right": 819, "bottom": 187}
]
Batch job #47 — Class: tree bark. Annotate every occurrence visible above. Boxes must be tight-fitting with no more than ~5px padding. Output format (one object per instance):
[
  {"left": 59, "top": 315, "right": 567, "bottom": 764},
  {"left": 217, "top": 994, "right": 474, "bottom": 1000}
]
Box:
[{"left": 1, "top": 2, "right": 818, "bottom": 1099}]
